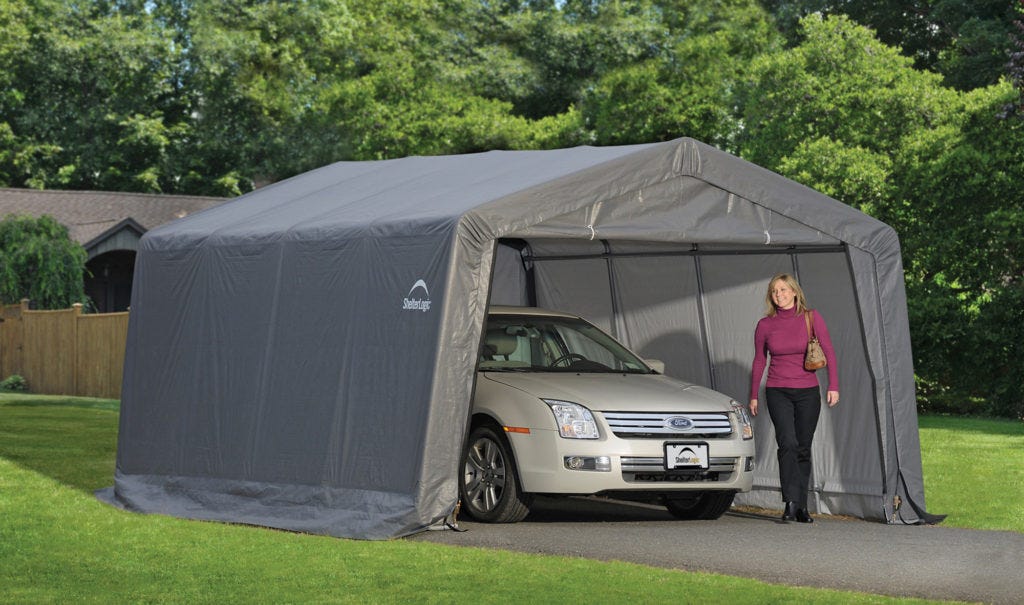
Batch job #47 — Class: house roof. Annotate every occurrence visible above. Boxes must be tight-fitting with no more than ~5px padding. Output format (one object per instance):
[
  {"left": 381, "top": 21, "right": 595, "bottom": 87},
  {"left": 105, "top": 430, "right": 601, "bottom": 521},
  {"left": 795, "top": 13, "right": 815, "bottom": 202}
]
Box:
[{"left": 0, "top": 188, "right": 227, "bottom": 250}]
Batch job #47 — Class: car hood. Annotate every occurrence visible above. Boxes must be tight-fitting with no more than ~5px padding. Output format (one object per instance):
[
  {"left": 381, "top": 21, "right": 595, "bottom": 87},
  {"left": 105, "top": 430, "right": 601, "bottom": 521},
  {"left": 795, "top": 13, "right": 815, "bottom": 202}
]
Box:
[{"left": 481, "top": 371, "right": 734, "bottom": 413}]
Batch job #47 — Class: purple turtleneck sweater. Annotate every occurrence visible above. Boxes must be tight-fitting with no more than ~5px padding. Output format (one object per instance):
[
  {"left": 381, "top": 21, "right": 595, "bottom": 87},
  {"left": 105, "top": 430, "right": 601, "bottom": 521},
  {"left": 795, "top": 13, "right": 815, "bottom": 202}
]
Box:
[{"left": 750, "top": 306, "right": 839, "bottom": 399}]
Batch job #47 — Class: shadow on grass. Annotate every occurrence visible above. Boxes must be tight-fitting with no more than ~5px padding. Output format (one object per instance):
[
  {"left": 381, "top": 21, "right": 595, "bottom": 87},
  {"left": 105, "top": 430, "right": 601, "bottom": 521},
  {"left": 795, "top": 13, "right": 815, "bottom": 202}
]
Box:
[{"left": 0, "top": 398, "right": 118, "bottom": 494}]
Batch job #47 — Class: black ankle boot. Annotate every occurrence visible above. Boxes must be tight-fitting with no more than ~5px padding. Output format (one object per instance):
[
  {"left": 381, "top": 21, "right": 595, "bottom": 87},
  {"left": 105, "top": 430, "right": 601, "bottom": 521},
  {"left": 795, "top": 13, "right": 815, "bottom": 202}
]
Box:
[
  {"left": 795, "top": 507, "right": 814, "bottom": 523},
  {"left": 781, "top": 501, "right": 797, "bottom": 521}
]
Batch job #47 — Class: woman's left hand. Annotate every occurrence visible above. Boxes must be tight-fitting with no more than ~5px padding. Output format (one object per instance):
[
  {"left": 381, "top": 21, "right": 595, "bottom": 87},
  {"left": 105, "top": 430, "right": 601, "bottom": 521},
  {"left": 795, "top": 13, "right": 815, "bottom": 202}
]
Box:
[{"left": 827, "top": 390, "right": 839, "bottom": 407}]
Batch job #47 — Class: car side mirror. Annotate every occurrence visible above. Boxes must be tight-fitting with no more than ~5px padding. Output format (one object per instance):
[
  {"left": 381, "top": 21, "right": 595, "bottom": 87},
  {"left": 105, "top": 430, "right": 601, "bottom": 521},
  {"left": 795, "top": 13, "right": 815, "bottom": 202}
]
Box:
[{"left": 645, "top": 359, "right": 665, "bottom": 374}]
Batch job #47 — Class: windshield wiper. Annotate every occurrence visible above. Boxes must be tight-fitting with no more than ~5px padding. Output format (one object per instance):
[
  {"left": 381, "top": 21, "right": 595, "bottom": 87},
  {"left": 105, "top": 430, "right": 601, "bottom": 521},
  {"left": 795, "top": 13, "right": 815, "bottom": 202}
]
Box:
[{"left": 479, "top": 366, "right": 532, "bottom": 372}]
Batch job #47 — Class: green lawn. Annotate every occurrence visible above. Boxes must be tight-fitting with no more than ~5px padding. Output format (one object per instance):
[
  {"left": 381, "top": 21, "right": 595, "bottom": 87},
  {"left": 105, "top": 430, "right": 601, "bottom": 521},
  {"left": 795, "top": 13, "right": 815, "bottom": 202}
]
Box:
[
  {"left": 3, "top": 393, "right": 1012, "bottom": 604},
  {"left": 918, "top": 414, "right": 1024, "bottom": 532}
]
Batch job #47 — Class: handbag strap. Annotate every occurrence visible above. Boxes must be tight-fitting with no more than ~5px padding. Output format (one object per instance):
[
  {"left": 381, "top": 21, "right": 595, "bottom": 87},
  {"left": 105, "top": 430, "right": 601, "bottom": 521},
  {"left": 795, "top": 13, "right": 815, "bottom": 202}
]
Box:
[{"left": 804, "top": 310, "right": 816, "bottom": 341}]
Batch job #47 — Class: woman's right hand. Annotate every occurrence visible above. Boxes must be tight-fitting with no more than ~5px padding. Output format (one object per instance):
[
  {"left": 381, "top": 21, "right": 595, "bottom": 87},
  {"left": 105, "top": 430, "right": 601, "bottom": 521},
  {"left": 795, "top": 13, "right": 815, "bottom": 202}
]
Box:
[{"left": 749, "top": 398, "right": 758, "bottom": 416}]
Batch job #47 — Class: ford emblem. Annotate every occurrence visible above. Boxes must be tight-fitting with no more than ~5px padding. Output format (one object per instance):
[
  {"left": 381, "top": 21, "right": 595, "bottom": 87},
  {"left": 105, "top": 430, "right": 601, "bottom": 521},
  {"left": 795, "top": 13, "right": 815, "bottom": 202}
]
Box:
[{"left": 666, "top": 416, "right": 694, "bottom": 431}]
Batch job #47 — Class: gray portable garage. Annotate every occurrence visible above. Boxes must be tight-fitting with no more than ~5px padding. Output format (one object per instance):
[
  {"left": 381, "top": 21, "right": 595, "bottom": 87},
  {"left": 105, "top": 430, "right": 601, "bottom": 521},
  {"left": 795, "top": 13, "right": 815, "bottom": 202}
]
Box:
[{"left": 100, "top": 138, "right": 940, "bottom": 539}]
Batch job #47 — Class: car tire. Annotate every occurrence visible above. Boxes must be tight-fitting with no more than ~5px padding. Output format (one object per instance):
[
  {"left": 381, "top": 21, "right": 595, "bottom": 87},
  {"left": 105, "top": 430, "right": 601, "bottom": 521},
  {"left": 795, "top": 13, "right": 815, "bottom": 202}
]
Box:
[
  {"left": 459, "top": 425, "right": 532, "bottom": 523},
  {"left": 665, "top": 491, "right": 735, "bottom": 520}
]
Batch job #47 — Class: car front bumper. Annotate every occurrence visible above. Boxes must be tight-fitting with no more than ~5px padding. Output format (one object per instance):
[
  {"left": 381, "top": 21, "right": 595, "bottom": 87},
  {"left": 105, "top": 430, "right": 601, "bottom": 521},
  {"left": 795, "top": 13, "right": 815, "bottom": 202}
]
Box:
[{"left": 507, "top": 428, "right": 755, "bottom": 495}]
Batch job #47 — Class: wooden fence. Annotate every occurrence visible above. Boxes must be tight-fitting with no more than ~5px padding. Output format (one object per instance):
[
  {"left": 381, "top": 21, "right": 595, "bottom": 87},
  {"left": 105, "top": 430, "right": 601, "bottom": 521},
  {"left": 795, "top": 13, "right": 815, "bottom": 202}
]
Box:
[{"left": 0, "top": 300, "right": 129, "bottom": 399}]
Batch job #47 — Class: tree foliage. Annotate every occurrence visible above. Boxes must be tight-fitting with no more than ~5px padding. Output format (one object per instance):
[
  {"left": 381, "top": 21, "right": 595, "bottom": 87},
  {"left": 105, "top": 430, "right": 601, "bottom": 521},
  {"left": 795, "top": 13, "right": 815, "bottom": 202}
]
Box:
[
  {"left": 895, "top": 82, "right": 1024, "bottom": 418},
  {"left": 0, "top": 0, "right": 187, "bottom": 192},
  {"left": 582, "top": 0, "right": 780, "bottom": 146},
  {"left": 0, "top": 1, "right": 1021, "bottom": 415},
  {"left": 761, "top": 0, "right": 1021, "bottom": 91},
  {"left": 0, "top": 215, "right": 87, "bottom": 310}
]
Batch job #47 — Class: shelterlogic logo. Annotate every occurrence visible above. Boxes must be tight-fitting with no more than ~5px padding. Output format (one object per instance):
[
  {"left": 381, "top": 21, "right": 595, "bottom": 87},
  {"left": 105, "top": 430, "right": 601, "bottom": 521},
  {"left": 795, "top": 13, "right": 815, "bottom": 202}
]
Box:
[{"left": 402, "top": 279, "right": 432, "bottom": 312}]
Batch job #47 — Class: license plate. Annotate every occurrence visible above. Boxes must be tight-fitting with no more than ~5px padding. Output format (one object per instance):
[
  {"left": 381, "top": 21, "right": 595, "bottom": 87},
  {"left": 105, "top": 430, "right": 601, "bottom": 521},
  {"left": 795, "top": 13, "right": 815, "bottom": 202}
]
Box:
[{"left": 665, "top": 442, "right": 709, "bottom": 470}]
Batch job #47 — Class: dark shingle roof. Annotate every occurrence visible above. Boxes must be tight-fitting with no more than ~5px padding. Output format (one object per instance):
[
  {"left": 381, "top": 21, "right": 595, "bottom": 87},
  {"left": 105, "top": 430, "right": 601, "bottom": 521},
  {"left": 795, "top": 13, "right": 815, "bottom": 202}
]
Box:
[{"left": 0, "top": 188, "right": 228, "bottom": 249}]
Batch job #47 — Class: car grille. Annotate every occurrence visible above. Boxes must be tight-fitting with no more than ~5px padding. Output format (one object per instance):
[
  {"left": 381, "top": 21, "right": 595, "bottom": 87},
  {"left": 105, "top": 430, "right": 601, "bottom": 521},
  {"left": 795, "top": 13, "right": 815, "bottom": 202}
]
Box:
[
  {"left": 601, "top": 411, "right": 733, "bottom": 439},
  {"left": 621, "top": 456, "right": 738, "bottom": 473}
]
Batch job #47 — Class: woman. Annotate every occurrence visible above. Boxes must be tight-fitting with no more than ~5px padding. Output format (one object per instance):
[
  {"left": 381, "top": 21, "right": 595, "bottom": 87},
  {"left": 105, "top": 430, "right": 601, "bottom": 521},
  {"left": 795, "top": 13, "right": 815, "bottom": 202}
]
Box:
[{"left": 749, "top": 273, "right": 839, "bottom": 523}]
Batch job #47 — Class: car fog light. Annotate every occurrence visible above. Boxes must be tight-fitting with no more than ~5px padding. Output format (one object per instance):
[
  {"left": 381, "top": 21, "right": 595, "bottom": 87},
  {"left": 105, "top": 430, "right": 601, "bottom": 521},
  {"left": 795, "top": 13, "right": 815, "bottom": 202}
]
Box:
[
  {"left": 563, "top": 456, "right": 612, "bottom": 472},
  {"left": 744, "top": 456, "right": 755, "bottom": 472}
]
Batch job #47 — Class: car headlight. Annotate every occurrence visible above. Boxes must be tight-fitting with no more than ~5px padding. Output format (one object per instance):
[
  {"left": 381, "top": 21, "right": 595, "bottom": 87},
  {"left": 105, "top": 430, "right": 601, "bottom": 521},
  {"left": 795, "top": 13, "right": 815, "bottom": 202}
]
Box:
[
  {"left": 542, "top": 399, "right": 599, "bottom": 439},
  {"left": 731, "top": 400, "right": 754, "bottom": 440}
]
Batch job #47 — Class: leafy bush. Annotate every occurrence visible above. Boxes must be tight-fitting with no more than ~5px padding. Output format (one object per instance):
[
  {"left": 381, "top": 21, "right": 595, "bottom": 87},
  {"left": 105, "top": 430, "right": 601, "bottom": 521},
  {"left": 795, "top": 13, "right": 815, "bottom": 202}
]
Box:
[
  {"left": 0, "top": 374, "right": 27, "bottom": 392},
  {"left": 0, "top": 214, "right": 87, "bottom": 309}
]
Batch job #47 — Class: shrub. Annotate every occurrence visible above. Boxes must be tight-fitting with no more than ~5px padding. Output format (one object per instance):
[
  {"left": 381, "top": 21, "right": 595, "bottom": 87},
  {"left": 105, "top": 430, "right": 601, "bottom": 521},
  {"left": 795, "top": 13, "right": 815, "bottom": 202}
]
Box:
[{"left": 0, "top": 374, "right": 27, "bottom": 392}]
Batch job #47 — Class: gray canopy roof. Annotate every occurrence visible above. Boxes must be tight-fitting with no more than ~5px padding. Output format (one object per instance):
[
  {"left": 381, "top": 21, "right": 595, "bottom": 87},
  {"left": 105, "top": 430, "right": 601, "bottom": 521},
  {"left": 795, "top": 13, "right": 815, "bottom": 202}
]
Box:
[{"left": 100, "top": 138, "right": 938, "bottom": 539}]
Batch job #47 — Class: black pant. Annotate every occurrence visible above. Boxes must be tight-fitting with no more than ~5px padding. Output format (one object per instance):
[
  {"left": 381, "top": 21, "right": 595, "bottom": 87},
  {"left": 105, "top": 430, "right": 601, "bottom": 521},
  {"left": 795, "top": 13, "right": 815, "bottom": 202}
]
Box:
[{"left": 765, "top": 386, "right": 821, "bottom": 508}]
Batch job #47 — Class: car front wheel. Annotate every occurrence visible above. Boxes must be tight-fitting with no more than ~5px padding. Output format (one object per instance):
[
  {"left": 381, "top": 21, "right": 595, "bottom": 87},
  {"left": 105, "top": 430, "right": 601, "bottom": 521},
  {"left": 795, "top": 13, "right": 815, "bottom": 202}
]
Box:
[{"left": 459, "top": 425, "right": 531, "bottom": 523}]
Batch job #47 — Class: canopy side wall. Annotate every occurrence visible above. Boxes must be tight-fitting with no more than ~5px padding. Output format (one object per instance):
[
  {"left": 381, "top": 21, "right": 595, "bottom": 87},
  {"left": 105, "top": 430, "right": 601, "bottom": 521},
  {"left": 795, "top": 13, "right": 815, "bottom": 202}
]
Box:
[
  {"left": 110, "top": 221, "right": 463, "bottom": 539},
  {"left": 848, "top": 243, "right": 931, "bottom": 522},
  {"left": 411, "top": 222, "right": 500, "bottom": 532}
]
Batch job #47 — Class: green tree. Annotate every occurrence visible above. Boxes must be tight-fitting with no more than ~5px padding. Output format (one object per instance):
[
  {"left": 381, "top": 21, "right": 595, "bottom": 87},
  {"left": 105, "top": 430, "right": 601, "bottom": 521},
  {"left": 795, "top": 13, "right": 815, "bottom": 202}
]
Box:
[
  {"left": 461, "top": 0, "right": 668, "bottom": 120},
  {"left": 182, "top": 0, "right": 363, "bottom": 190},
  {"left": 327, "top": 63, "right": 583, "bottom": 160},
  {"left": 1002, "top": 3, "right": 1024, "bottom": 118},
  {"left": 895, "top": 81, "right": 1024, "bottom": 418},
  {"left": 734, "top": 14, "right": 953, "bottom": 179},
  {"left": 775, "top": 138, "right": 894, "bottom": 216},
  {"left": 582, "top": 0, "right": 780, "bottom": 146},
  {"left": 0, "top": 0, "right": 187, "bottom": 192},
  {"left": 0, "top": 0, "right": 790, "bottom": 186},
  {"left": 760, "top": 0, "right": 1020, "bottom": 91},
  {"left": 0, "top": 215, "right": 87, "bottom": 309}
]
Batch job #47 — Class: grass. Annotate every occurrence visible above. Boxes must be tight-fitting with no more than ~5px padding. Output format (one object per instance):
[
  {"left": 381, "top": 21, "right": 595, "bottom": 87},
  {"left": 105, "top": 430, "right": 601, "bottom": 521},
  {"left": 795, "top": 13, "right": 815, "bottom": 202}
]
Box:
[
  {"left": 1, "top": 394, "right": 1005, "bottom": 604},
  {"left": 918, "top": 414, "right": 1024, "bottom": 532}
]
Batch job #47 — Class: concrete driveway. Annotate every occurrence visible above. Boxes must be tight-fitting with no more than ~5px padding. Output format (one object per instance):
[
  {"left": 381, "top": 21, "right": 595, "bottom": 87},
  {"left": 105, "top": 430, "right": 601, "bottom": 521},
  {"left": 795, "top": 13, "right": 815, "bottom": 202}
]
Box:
[{"left": 411, "top": 496, "right": 1023, "bottom": 604}]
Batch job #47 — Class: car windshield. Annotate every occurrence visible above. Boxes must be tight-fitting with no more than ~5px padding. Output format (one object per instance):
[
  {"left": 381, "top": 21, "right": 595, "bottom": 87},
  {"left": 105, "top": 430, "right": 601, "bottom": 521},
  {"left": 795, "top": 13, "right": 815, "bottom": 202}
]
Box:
[{"left": 479, "top": 314, "right": 652, "bottom": 374}]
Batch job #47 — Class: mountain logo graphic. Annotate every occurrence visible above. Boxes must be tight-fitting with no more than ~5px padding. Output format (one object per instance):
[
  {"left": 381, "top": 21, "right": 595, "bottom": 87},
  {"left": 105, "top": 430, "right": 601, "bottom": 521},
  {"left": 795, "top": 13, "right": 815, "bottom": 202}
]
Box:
[{"left": 407, "top": 279, "right": 429, "bottom": 298}]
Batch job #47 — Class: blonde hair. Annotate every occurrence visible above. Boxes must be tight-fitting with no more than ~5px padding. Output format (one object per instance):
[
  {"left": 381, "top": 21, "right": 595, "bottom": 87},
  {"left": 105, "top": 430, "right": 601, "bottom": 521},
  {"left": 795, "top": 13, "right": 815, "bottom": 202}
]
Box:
[{"left": 765, "top": 273, "right": 809, "bottom": 316}]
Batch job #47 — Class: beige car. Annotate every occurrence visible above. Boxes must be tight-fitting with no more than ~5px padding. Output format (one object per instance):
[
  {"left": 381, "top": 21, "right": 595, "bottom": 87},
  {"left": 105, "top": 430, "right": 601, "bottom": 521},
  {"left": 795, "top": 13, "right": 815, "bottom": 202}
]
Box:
[{"left": 461, "top": 306, "right": 755, "bottom": 522}]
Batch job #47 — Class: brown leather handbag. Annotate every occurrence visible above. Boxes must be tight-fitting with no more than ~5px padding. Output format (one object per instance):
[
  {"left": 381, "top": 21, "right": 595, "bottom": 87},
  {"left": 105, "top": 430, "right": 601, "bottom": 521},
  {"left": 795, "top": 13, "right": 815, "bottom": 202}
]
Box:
[{"left": 804, "top": 311, "right": 827, "bottom": 371}]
